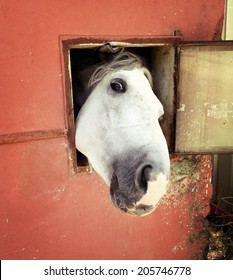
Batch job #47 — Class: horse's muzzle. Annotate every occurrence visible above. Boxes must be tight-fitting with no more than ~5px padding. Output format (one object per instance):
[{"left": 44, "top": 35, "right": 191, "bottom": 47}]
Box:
[{"left": 110, "top": 164, "right": 169, "bottom": 216}]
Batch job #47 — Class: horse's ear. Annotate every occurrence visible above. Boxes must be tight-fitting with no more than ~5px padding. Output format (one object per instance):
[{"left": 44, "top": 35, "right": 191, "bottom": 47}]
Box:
[{"left": 97, "top": 43, "right": 123, "bottom": 60}]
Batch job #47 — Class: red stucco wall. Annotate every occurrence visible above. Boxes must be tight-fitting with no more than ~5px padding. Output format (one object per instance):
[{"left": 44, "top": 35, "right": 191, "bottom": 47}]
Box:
[{"left": 0, "top": 0, "right": 224, "bottom": 259}]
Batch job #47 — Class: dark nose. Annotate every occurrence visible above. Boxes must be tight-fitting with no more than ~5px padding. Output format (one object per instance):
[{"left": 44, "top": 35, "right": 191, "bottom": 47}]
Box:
[{"left": 136, "top": 164, "right": 154, "bottom": 193}]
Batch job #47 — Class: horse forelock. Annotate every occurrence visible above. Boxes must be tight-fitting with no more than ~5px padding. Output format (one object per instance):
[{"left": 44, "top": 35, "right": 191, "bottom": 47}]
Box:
[{"left": 87, "top": 49, "right": 149, "bottom": 90}]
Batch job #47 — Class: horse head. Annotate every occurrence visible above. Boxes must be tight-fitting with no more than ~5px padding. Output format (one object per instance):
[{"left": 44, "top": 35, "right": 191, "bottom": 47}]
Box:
[{"left": 75, "top": 44, "right": 170, "bottom": 216}]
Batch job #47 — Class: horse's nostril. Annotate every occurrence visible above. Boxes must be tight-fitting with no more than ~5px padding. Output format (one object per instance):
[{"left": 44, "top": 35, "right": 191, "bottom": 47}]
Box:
[
  {"left": 137, "top": 164, "right": 153, "bottom": 193},
  {"left": 142, "top": 165, "right": 153, "bottom": 181}
]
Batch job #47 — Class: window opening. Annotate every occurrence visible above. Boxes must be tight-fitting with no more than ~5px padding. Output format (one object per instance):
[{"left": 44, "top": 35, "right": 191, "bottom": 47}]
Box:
[{"left": 63, "top": 40, "right": 176, "bottom": 173}]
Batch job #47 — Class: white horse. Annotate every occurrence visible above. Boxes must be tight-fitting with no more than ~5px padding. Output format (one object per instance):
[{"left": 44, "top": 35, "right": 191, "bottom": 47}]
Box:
[{"left": 74, "top": 44, "right": 170, "bottom": 216}]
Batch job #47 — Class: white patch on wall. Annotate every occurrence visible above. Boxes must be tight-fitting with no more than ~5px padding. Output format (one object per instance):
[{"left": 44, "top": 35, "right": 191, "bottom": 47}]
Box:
[{"left": 206, "top": 100, "right": 233, "bottom": 119}]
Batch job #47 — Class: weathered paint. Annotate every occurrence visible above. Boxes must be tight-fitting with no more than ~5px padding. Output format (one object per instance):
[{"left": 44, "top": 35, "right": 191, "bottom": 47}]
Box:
[
  {"left": 0, "top": 0, "right": 224, "bottom": 259},
  {"left": 175, "top": 43, "right": 233, "bottom": 153}
]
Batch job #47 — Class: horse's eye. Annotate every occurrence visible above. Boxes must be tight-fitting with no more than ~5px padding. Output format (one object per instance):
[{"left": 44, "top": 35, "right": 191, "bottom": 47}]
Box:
[{"left": 110, "top": 79, "right": 126, "bottom": 93}]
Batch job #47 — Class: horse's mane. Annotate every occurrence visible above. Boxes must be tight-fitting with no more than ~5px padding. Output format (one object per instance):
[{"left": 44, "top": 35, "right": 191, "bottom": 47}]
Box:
[{"left": 87, "top": 49, "right": 147, "bottom": 90}]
